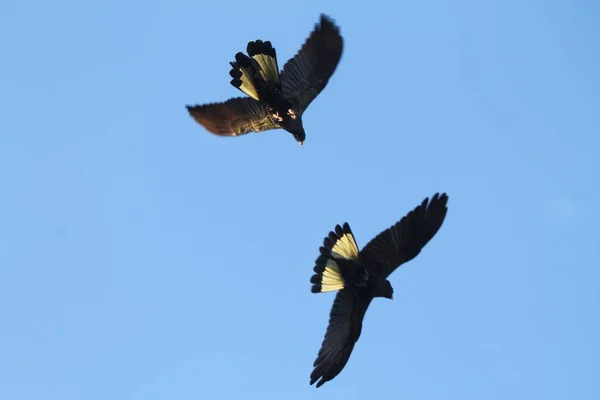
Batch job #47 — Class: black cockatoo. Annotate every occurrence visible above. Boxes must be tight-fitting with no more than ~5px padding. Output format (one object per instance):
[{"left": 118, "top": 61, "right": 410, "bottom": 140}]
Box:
[
  {"left": 186, "top": 14, "right": 343, "bottom": 146},
  {"left": 309, "top": 193, "right": 450, "bottom": 387}
]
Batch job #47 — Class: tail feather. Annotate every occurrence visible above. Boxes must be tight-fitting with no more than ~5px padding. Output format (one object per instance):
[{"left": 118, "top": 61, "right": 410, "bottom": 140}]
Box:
[
  {"left": 229, "top": 40, "right": 281, "bottom": 101},
  {"left": 229, "top": 52, "right": 260, "bottom": 101},
  {"left": 310, "top": 223, "right": 360, "bottom": 293},
  {"left": 247, "top": 40, "right": 280, "bottom": 86}
]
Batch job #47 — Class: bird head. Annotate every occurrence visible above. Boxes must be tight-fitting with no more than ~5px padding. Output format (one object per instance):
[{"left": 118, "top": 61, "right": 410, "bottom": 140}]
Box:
[
  {"left": 383, "top": 280, "right": 394, "bottom": 300},
  {"left": 279, "top": 111, "right": 305, "bottom": 145},
  {"left": 287, "top": 123, "right": 305, "bottom": 146},
  {"left": 293, "top": 130, "right": 306, "bottom": 146}
]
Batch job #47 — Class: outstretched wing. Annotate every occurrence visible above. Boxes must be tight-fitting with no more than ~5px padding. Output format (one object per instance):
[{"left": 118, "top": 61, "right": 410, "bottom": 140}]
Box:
[
  {"left": 310, "top": 289, "right": 372, "bottom": 388},
  {"left": 360, "top": 193, "right": 449, "bottom": 278},
  {"left": 280, "top": 14, "right": 343, "bottom": 115},
  {"left": 186, "top": 97, "right": 279, "bottom": 136}
]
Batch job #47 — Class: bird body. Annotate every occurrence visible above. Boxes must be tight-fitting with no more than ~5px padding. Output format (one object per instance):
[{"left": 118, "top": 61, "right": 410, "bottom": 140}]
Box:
[
  {"left": 228, "top": 44, "right": 306, "bottom": 143},
  {"left": 309, "top": 193, "right": 449, "bottom": 388},
  {"left": 186, "top": 14, "right": 344, "bottom": 145},
  {"left": 330, "top": 257, "right": 393, "bottom": 299}
]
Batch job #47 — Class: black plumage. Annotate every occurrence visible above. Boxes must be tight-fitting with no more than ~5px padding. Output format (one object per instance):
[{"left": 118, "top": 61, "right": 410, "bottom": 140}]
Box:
[
  {"left": 309, "top": 193, "right": 450, "bottom": 388},
  {"left": 186, "top": 14, "right": 343, "bottom": 146}
]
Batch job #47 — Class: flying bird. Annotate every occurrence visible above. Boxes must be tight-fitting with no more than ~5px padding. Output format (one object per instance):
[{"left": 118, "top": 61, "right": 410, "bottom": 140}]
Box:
[
  {"left": 309, "top": 193, "right": 449, "bottom": 388},
  {"left": 186, "top": 14, "right": 344, "bottom": 146}
]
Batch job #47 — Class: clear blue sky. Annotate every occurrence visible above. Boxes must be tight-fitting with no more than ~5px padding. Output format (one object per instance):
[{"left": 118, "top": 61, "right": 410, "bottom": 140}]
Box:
[{"left": 1, "top": 0, "right": 599, "bottom": 399}]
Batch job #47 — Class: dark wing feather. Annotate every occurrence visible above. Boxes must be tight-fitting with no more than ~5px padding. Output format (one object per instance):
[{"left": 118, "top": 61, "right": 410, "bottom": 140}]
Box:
[
  {"left": 310, "top": 289, "right": 372, "bottom": 388},
  {"left": 186, "top": 97, "right": 279, "bottom": 136},
  {"left": 280, "top": 14, "right": 343, "bottom": 115},
  {"left": 360, "top": 193, "right": 449, "bottom": 278}
]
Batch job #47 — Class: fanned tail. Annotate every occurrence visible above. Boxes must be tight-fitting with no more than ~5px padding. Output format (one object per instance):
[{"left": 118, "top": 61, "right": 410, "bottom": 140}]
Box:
[{"left": 229, "top": 40, "right": 281, "bottom": 101}]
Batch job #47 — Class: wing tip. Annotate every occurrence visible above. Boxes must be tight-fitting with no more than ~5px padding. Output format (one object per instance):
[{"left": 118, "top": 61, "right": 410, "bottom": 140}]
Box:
[
  {"left": 426, "top": 192, "right": 450, "bottom": 211},
  {"left": 310, "top": 378, "right": 326, "bottom": 388},
  {"left": 310, "top": 367, "right": 326, "bottom": 387},
  {"left": 317, "top": 13, "right": 342, "bottom": 40},
  {"left": 319, "top": 13, "right": 339, "bottom": 28}
]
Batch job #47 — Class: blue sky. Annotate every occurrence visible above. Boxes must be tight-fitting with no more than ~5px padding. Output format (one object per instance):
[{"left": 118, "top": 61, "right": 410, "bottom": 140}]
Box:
[{"left": 1, "top": 0, "right": 599, "bottom": 399}]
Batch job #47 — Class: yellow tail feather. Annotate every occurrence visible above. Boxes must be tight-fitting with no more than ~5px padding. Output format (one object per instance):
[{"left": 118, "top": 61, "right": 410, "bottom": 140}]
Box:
[
  {"left": 319, "top": 260, "right": 345, "bottom": 292},
  {"left": 251, "top": 54, "right": 280, "bottom": 85}
]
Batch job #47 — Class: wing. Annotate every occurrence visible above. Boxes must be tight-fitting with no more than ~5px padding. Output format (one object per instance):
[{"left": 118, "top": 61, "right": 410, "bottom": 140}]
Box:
[
  {"left": 280, "top": 14, "right": 343, "bottom": 115},
  {"left": 186, "top": 97, "right": 279, "bottom": 136},
  {"left": 310, "top": 289, "right": 372, "bottom": 388},
  {"left": 360, "top": 193, "right": 449, "bottom": 278}
]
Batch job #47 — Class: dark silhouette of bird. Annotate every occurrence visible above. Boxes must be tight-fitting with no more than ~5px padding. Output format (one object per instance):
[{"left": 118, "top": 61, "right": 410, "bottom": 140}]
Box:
[
  {"left": 309, "top": 193, "right": 449, "bottom": 388},
  {"left": 186, "top": 14, "right": 343, "bottom": 146}
]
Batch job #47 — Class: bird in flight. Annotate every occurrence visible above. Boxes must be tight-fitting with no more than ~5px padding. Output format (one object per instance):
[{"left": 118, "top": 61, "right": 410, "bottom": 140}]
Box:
[
  {"left": 309, "top": 193, "right": 449, "bottom": 388},
  {"left": 186, "top": 14, "right": 343, "bottom": 146}
]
